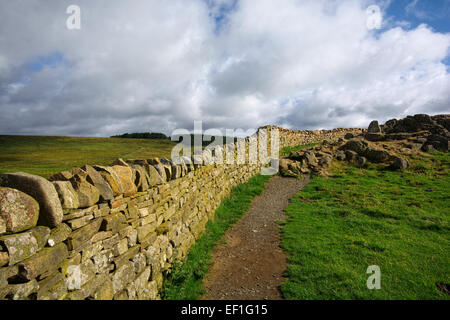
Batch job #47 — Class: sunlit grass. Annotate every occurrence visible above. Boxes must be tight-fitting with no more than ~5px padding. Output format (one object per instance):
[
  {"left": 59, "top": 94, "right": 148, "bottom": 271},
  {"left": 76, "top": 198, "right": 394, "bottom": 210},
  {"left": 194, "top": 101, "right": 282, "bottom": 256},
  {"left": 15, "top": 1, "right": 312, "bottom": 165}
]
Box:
[{"left": 280, "top": 151, "right": 450, "bottom": 299}]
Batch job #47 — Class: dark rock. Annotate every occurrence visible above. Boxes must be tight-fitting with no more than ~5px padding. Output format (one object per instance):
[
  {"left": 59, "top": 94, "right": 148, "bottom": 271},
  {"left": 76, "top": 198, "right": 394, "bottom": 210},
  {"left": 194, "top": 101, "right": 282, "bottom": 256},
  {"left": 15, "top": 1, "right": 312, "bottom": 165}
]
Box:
[
  {"left": 334, "top": 150, "right": 346, "bottom": 161},
  {"left": 368, "top": 121, "right": 382, "bottom": 133},
  {"left": 421, "top": 144, "right": 436, "bottom": 153},
  {"left": 345, "top": 150, "right": 358, "bottom": 162},
  {"left": 385, "top": 132, "right": 415, "bottom": 140},
  {"left": 304, "top": 151, "right": 318, "bottom": 166},
  {"left": 391, "top": 157, "right": 410, "bottom": 170},
  {"left": 384, "top": 114, "right": 440, "bottom": 134},
  {"left": 340, "top": 140, "right": 368, "bottom": 155},
  {"left": 365, "top": 133, "right": 384, "bottom": 142},
  {"left": 356, "top": 156, "right": 367, "bottom": 168},
  {"left": 432, "top": 114, "right": 450, "bottom": 131},
  {"left": 344, "top": 133, "right": 354, "bottom": 140},
  {"left": 364, "top": 148, "right": 391, "bottom": 163},
  {"left": 424, "top": 134, "right": 449, "bottom": 152}
]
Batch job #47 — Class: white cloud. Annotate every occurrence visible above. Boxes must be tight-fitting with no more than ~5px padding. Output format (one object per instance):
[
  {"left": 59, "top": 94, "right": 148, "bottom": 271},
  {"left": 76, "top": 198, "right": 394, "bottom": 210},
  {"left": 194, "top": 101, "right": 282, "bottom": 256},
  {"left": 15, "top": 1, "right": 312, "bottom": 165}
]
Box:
[{"left": 0, "top": 0, "right": 449, "bottom": 136}]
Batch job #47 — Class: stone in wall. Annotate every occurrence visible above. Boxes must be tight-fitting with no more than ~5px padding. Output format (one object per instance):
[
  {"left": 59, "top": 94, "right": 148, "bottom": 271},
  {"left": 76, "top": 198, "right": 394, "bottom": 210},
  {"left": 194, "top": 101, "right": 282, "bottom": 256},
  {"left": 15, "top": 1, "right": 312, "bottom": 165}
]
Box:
[
  {"left": 112, "top": 165, "right": 137, "bottom": 197},
  {"left": 93, "top": 166, "right": 125, "bottom": 197},
  {"left": 0, "top": 172, "right": 63, "bottom": 227},
  {"left": 81, "top": 165, "right": 114, "bottom": 202},
  {"left": 0, "top": 187, "right": 39, "bottom": 235},
  {"left": 52, "top": 181, "right": 79, "bottom": 210}
]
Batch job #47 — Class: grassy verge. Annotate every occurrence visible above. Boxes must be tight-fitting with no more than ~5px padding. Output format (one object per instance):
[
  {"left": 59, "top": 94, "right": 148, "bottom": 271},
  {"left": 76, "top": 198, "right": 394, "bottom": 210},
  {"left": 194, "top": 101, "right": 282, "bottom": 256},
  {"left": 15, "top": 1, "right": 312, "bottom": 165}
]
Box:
[
  {"left": 280, "top": 152, "right": 450, "bottom": 299},
  {"left": 161, "top": 174, "right": 271, "bottom": 300},
  {"left": 0, "top": 135, "right": 176, "bottom": 178}
]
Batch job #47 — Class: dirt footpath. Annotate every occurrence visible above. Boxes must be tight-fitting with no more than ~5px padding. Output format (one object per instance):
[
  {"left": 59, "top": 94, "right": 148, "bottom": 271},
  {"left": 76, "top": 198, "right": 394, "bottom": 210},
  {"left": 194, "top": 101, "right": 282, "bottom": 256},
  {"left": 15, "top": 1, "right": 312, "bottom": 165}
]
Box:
[{"left": 202, "top": 175, "right": 310, "bottom": 300}]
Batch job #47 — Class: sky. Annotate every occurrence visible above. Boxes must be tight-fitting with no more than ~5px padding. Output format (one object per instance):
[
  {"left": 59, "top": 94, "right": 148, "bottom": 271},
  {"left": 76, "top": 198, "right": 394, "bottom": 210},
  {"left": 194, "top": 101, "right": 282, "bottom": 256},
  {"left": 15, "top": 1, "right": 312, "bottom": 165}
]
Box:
[{"left": 0, "top": 0, "right": 449, "bottom": 137}]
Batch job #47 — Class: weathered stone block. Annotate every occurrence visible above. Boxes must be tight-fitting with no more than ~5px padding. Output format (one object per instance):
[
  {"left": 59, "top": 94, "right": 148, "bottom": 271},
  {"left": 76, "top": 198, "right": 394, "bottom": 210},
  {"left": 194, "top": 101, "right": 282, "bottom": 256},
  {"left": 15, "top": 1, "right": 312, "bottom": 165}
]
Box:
[
  {"left": 70, "top": 174, "right": 100, "bottom": 208},
  {"left": 93, "top": 278, "right": 114, "bottom": 300},
  {"left": 133, "top": 253, "right": 147, "bottom": 275},
  {"left": 49, "top": 170, "right": 73, "bottom": 182},
  {"left": 93, "top": 166, "right": 124, "bottom": 196},
  {"left": 66, "top": 218, "right": 102, "bottom": 251},
  {"left": 37, "top": 272, "right": 67, "bottom": 300},
  {"left": 112, "top": 165, "right": 137, "bottom": 197},
  {"left": 66, "top": 214, "right": 94, "bottom": 230},
  {"left": 66, "top": 274, "right": 106, "bottom": 300},
  {"left": 113, "top": 238, "right": 129, "bottom": 257},
  {"left": 47, "top": 223, "right": 72, "bottom": 247},
  {"left": 0, "top": 172, "right": 63, "bottom": 227},
  {"left": 52, "top": 181, "right": 79, "bottom": 210},
  {"left": 113, "top": 245, "right": 141, "bottom": 271},
  {"left": 91, "top": 231, "right": 112, "bottom": 243},
  {"left": 101, "top": 212, "right": 126, "bottom": 233},
  {"left": 92, "top": 249, "right": 114, "bottom": 274},
  {"left": 127, "top": 204, "right": 139, "bottom": 220},
  {"left": 81, "top": 241, "right": 103, "bottom": 263},
  {"left": 139, "top": 280, "right": 158, "bottom": 300},
  {"left": 0, "top": 252, "right": 9, "bottom": 267},
  {"left": 137, "top": 222, "right": 156, "bottom": 243},
  {"left": 112, "top": 261, "right": 135, "bottom": 294},
  {"left": 102, "top": 234, "right": 120, "bottom": 249},
  {"left": 0, "top": 227, "right": 49, "bottom": 265},
  {"left": 0, "top": 187, "right": 39, "bottom": 235},
  {"left": 134, "top": 266, "right": 150, "bottom": 296},
  {"left": 149, "top": 165, "right": 165, "bottom": 185},
  {"left": 0, "top": 279, "right": 39, "bottom": 300},
  {"left": 127, "top": 229, "right": 138, "bottom": 247},
  {"left": 81, "top": 165, "right": 114, "bottom": 202},
  {"left": 17, "top": 243, "right": 68, "bottom": 281},
  {"left": 66, "top": 259, "right": 96, "bottom": 292}
]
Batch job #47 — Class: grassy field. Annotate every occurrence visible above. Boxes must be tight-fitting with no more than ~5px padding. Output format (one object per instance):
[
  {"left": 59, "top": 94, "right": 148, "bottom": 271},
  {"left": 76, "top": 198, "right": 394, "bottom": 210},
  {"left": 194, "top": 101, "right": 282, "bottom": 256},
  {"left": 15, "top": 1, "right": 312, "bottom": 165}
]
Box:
[
  {"left": 162, "top": 174, "right": 270, "bottom": 300},
  {"left": 0, "top": 135, "right": 177, "bottom": 178},
  {"left": 280, "top": 151, "right": 450, "bottom": 299}
]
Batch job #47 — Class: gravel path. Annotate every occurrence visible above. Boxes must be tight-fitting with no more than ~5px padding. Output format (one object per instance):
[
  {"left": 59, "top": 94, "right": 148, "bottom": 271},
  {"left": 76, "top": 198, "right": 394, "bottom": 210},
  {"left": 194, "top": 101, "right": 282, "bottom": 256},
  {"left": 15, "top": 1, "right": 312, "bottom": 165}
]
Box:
[{"left": 202, "top": 175, "right": 310, "bottom": 300}]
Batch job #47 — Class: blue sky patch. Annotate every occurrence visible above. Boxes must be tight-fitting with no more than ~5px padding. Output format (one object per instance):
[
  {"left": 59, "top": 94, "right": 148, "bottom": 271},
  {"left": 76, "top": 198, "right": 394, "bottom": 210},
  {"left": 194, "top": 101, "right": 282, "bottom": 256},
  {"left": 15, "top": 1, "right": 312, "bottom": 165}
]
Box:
[
  {"left": 386, "top": 0, "right": 450, "bottom": 33},
  {"left": 28, "top": 51, "right": 65, "bottom": 72}
]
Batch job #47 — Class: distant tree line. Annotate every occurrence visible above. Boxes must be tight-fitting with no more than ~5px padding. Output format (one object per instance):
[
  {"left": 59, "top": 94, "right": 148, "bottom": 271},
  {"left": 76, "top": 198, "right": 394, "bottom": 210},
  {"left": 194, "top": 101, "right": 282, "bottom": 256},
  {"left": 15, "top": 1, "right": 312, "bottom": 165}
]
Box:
[
  {"left": 111, "top": 132, "right": 239, "bottom": 146},
  {"left": 176, "top": 134, "right": 239, "bottom": 147},
  {"left": 111, "top": 132, "right": 169, "bottom": 139}
]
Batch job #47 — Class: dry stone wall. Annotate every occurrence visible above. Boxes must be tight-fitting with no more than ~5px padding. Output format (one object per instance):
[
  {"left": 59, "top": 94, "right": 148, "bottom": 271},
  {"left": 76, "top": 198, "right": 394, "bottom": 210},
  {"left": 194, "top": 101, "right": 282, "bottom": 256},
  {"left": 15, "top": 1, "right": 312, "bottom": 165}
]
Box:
[{"left": 0, "top": 126, "right": 361, "bottom": 300}]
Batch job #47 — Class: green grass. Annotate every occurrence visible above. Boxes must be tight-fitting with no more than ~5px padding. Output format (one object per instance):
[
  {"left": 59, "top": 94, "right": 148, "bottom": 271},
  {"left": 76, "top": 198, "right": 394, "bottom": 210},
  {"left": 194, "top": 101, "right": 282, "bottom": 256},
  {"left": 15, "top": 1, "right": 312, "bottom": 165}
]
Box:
[
  {"left": 280, "top": 152, "right": 450, "bottom": 300},
  {"left": 281, "top": 142, "right": 321, "bottom": 156},
  {"left": 161, "top": 174, "right": 271, "bottom": 300},
  {"left": 0, "top": 135, "right": 177, "bottom": 178}
]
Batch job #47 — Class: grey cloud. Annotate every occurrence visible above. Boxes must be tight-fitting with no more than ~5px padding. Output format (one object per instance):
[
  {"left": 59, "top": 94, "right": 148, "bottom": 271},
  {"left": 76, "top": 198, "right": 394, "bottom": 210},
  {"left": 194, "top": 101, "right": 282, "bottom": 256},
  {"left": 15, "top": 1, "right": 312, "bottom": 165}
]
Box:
[{"left": 0, "top": 0, "right": 449, "bottom": 137}]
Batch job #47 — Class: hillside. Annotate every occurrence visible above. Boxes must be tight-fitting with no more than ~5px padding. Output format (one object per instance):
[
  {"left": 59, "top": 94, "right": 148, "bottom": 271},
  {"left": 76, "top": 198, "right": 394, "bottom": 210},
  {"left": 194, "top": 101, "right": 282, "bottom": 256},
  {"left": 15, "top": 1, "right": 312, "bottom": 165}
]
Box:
[{"left": 0, "top": 135, "right": 177, "bottom": 179}]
